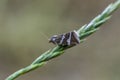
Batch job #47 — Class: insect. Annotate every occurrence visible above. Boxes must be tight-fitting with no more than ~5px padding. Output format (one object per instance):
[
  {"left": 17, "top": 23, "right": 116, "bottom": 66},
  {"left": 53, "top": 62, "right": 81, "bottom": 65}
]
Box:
[{"left": 49, "top": 30, "right": 80, "bottom": 46}]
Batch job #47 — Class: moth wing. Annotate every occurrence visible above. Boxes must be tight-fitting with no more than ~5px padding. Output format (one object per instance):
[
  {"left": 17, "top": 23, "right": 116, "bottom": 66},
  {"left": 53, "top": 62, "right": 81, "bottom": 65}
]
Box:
[
  {"left": 71, "top": 31, "right": 80, "bottom": 44},
  {"left": 61, "top": 33, "right": 69, "bottom": 46}
]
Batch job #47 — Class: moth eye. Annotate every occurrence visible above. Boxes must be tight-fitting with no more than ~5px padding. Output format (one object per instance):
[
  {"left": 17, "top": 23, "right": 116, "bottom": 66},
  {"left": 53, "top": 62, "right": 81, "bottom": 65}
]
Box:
[{"left": 52, "top": 38, "right": 56, "bottom": 41}]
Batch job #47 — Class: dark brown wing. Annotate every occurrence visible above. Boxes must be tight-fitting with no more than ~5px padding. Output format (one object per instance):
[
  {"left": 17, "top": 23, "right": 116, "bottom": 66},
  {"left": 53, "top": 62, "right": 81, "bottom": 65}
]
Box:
[{"left": 71, "top": 31, "right": 80, "bottom": 44}]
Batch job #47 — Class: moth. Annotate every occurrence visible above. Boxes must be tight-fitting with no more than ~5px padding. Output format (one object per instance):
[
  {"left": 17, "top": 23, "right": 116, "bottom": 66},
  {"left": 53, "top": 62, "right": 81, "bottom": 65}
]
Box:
[{"left": 49, "top": 30, "right": 80, "bottom": 46}]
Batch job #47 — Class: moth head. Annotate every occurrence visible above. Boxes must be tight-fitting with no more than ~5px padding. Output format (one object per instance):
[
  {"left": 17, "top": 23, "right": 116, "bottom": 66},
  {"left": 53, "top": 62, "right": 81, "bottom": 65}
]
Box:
[{"left": 49, "top": 35, "right": 58, "bottom": 44}]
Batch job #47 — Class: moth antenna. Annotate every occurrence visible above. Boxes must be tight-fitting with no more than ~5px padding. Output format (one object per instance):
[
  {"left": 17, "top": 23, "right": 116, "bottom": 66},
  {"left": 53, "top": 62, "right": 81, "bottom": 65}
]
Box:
[{"left": 39, "top": 31, "right": 49, "bottom": 40}]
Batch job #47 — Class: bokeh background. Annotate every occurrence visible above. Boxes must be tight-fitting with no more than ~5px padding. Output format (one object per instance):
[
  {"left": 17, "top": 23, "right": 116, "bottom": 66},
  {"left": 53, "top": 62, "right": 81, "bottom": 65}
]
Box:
[{"left": 0, "top": 0, "right": 120, "bottom": 80}]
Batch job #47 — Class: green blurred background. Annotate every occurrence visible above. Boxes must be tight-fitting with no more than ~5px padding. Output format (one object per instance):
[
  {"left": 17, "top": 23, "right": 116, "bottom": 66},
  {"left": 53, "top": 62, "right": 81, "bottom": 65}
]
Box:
[{"left": 0, "top": 0, "right": 120, "bottom": 80}]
